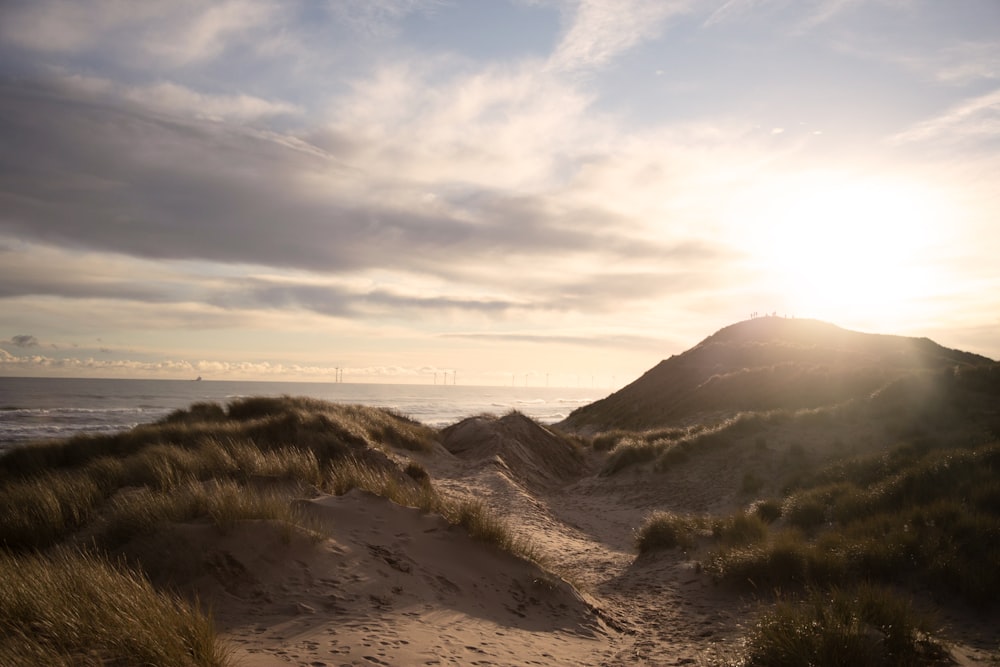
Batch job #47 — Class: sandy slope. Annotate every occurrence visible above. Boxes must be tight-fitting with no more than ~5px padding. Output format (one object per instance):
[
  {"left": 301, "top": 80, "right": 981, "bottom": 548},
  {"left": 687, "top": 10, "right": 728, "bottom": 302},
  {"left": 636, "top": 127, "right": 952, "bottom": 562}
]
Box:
[{"left": 131, "top": 411, "right": 998, "bottom": 666}]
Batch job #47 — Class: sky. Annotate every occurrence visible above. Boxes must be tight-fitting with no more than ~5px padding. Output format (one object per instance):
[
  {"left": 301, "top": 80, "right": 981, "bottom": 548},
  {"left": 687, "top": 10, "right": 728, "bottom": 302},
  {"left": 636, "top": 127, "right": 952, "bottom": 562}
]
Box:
[{"left": 0, "top": 0, "right": 998, "bottom": 387}]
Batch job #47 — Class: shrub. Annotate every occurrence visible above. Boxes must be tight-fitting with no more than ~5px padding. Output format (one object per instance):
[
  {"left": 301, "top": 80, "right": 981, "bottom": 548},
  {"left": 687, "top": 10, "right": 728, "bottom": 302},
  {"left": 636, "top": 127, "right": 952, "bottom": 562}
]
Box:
[
  {"left": 781, "top": 487, "right": 834, "bottom": 533},
  {"left": 635, "top": 511, "right": 702, "bottom": 552},
  {"left": 602, "top": 438, "right": 663, "bottom": 475},
  {"left": 706, "top": 532, "right": 814, "bottom": 590},
  {"left": 653, "top": 443, "right": 691, "bottom": 471},
  {"left": 742, "top": 584, "right": 945, "bottom": 667},
  {"left": 712, "top": 513, "right": 768, "bottom": 547},
  {"left": 751, "top": 499, "right": 782, "bottom": 523}
]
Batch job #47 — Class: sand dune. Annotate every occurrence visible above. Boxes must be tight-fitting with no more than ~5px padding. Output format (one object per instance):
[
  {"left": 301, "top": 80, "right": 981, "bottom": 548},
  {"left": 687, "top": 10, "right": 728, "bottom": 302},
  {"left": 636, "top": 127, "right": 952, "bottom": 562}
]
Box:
[
  {"left": 116, "top": 411, "right": 763, "bottom": 666},
  {"left": 132, "top": 403, "right": 992, "bottom": 667}
]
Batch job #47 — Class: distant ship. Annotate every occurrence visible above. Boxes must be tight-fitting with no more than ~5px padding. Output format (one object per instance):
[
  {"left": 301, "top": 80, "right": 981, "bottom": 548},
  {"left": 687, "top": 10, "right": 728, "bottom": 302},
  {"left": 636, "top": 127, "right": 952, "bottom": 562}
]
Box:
[{"left": 194, "top": 376, "right": 202, "bottom": 381}]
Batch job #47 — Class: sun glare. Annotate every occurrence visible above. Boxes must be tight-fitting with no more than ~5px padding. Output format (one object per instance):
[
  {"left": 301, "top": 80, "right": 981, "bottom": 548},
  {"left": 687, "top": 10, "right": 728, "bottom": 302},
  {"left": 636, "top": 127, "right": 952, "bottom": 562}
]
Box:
[{"left": 742, "top": 176, "right": 947, "bottom": 327}]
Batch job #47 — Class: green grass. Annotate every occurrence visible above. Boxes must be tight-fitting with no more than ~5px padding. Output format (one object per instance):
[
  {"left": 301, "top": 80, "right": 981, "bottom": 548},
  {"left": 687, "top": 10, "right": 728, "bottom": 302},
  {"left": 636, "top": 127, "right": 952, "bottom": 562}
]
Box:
[
  {"left": 704, "top": 439, "right": 1000, "bottom": 606},
  {"left": 741, "top": 584, "right": 946, "bottom": 667},
  {"left": 0, "top": 547, "right": 229, "bottom": 667}
]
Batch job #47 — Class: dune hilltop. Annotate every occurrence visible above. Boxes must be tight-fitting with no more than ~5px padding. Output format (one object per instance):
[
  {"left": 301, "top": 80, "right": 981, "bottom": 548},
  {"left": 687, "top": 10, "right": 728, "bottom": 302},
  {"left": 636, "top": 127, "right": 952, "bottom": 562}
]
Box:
[
  {"left": 2, "top": 319, "right": 999, "bottom": 666},
  {"left": 561, "top": 316, "right": 992, "bottom": 432}
]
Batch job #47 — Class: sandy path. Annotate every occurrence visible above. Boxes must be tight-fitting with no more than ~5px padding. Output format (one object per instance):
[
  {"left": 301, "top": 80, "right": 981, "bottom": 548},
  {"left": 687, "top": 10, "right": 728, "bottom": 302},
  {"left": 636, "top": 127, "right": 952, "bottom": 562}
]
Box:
[{"left": 417, "top": 429, "right": 760, "bottom": 667}]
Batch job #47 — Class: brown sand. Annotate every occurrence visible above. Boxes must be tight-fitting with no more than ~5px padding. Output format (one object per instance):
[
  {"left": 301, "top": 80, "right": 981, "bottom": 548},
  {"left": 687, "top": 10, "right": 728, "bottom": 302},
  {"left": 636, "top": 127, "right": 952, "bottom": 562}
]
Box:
[{"left": 132, "top": 412, "right": 998, "bottom": 666}]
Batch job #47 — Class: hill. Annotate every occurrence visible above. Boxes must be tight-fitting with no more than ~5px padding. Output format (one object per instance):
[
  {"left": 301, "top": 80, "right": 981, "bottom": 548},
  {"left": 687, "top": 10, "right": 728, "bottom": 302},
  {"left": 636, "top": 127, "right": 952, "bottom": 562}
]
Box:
[{"left": 560, "top": 317, "right": 993, "bottom": 432}]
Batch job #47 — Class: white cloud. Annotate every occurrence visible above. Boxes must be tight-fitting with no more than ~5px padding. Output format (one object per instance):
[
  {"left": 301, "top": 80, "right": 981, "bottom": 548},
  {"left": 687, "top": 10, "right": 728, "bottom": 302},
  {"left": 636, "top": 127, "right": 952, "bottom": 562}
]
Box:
[
  {"left": 142, "top": 0, "right": 277, "bottom": 66},
  {"left": 0, "top": 0, "right": 278, "bottom": 66},
  {"left": 548, "top": 0, "right": 692, "bottom": 71},
  {"left": 890, "top": 88, "right": 1000, "bottom": 147},
  {"left": 124, "top": 81, "right": 300, "bottom": 121},
  {"left": 703, "top": 0, "right": 770, "bottom": 27},
  {"left": 899, "top": 41, "right": 1000, "bottom": 85}
]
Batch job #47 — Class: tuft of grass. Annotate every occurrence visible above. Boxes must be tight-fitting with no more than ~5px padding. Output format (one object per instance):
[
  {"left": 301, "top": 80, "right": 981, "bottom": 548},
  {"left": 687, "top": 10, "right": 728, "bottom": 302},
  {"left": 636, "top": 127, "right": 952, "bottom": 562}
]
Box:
[
  {"left": 706, "top": 530, "right": 817, "bottom": 590},
  {"left": 404, "top": 461, "right": 430, "bottom": 483},
  {"left": 0, "top": 547, "right": 229, "bottom": 667},
  {"left": 98, "top": 479, "right": 317, "bottom": 548},
  {"left": 442, "top": 499, "right": 542, "bottom": 564},
  {"left": 602, "top": 438, "right": 662, "bottom": 475},
  {"left": 712, "top": 512, "right": 768, "bottom": 548},
  {"left": 741, "top": 584, "right": 946, "bottom": 667},
  {"left": 750, "top": 499, "right": 783, "bottom": 523},
  {"left": 635, "top": 511, "right": 704, "bottom": 552},
  {"left": 329, "top": 456, "right": 440, "bottom": 512}
]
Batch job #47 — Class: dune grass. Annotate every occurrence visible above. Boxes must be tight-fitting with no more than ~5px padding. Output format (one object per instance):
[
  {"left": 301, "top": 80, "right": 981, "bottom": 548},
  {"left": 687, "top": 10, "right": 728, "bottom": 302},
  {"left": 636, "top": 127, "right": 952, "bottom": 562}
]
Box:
[
  {"left": 328, "top": 456, "right": 541, "bottom": 564},
  {"left": 97, "top": 478, "right": 321, "bottom": 548},
  {"left": 635, "top": 511, "right": 705, "bottom": 551},
  {"left": 598, "top": 408, "right": 815, "bottom": 475},
  {"left": 741, "top": 584, "right": 946, "bottom": 667},
  {"left": 0, "top": 396, "right": 438, "bottom": 482},
  {"left": 329, "top": 455, "right": 440, "bottom": 512},
  {"left": 443, "top": 499, "right": 543, "bottom": 564},
  {"left": 704, "top": 439, "right": 1000, "bottom": 606},
  {"left": 0, "top": 547, "right": 228, "bottom": 667},
  {"left": 636, "top": 511, "right": 769, "bottom": 554}
]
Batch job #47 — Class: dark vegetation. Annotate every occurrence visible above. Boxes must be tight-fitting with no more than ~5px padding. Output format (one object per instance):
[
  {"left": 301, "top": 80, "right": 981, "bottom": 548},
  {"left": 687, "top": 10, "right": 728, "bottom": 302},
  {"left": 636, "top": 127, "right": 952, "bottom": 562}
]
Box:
[
  {"left": 561, "top": 317, "right": 990, "bottom": 432},
  {"left": 741, "top": 584, "right": 948, "bottom": 667}
]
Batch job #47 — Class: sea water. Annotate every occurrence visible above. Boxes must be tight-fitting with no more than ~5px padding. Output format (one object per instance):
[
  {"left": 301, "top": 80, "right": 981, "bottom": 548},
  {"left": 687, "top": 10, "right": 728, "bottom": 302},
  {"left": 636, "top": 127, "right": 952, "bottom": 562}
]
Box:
[{"left": 0, "top": 377, "right": 607, "bottom": 450}]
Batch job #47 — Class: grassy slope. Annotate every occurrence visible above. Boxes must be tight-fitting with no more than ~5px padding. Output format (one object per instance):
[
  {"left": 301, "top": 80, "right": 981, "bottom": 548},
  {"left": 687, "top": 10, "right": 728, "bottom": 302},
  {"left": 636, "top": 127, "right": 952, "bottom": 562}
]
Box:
[
  {"left": 623, "top": 363, "right": 1000, "bottom": 665},
  {"left": 561, "top": 317, "right": 993, "bottom": 432}
]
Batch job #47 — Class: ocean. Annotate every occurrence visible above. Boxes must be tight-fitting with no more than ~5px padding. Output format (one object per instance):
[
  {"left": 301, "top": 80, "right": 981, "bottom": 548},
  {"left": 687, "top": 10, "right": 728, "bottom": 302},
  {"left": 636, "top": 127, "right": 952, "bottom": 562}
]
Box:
[{"left": 0, "top": 377, "right": 608, "bottom": 451}]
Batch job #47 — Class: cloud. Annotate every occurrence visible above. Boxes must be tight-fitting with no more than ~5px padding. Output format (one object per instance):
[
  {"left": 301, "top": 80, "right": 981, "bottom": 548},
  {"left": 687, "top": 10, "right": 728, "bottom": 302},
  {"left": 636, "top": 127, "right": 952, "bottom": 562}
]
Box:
[
  {"left": 0, "top": 0, "right": 278, "bottom": 67},
  {"left": 0, "top": 75, "right": 738, "bottom": 302},
  {"left": 890, "top": 88, "right": 1000, "bottom": 150},
  {"left": 123, "top": 81, "right": 301, "bottom": 122},
  {"left": 925, "top": 42, "right": 1000, "bottom": 84},
  {"left": 328, "top": 0, "right": 445, "bottom": 37},
  {"left": 549, "top": 0, "right": 692, "bottom": 71},
  {"left": 703, "top": 0, "right": 770, "bottom": 27},
  {"left": 703, "top": 0, "right": 896, "bottom": 32},
  {"left": 0, "top": 348, "right": 454, "bottom": 381},
  {"left": 442, "top": 331, "right": 667, "bottom": 350},
  {"left": 7, "top": 334, "right": 39, "bottom": 348}
]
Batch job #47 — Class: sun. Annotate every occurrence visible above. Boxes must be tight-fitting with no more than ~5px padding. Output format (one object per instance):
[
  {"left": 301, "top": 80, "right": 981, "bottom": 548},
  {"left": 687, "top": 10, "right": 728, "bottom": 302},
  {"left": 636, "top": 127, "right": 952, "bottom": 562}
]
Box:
[{"left": 742, "top": 174, "right": 946, "bottom": 326}]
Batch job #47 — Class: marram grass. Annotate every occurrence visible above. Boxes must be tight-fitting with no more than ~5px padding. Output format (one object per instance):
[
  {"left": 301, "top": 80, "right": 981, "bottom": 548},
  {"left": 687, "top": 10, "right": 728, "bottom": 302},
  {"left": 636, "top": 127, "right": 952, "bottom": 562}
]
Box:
[{"left": 0, "top": 547, "right": 229, "bottom": 667}]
